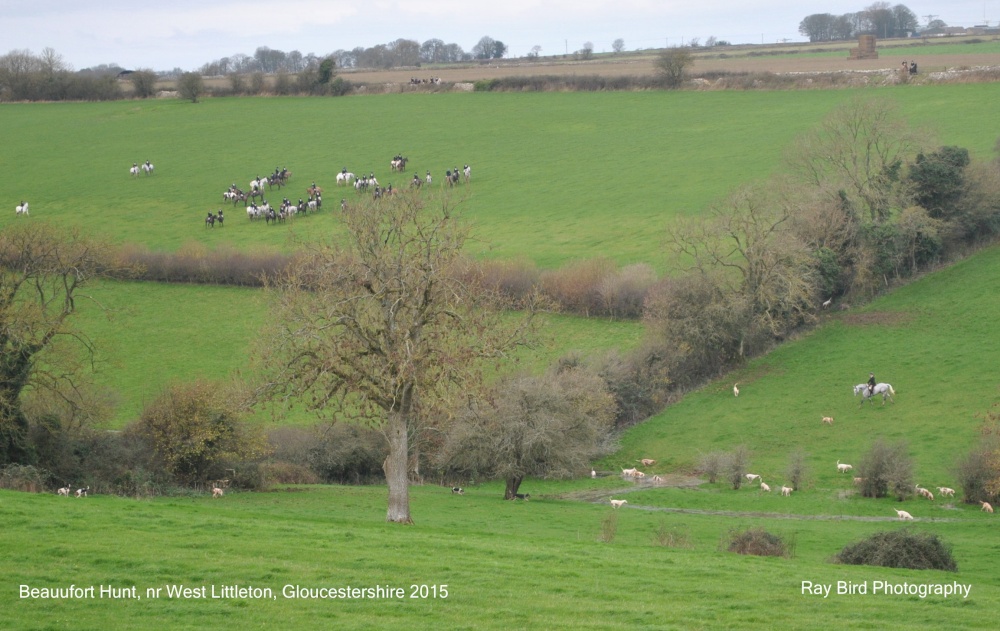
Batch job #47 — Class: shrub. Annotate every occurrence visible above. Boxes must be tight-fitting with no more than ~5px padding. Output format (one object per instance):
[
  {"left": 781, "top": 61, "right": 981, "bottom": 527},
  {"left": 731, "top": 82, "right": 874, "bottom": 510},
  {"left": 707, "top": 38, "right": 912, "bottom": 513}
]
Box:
[
  {"left": 724, "top": 445, "right": 751, "bottom": 490},
  {"left": 857, "top": 439, "right": 913, "bottom": 500},
  {"left": 653, "top": 521, "right": 692, "bottom": 548},
  {"left": 725, "top": 527, "right": 792, "bottom": 557},
  {"left": 600, "top": 509, "right": 619, "bottom": 543},
  {"left": 697, "top": 451, "right": 727, "bottom": 484},
  {"left": 786, "top": 449, "right": 809, "bottom": 491},
  {"left": 835, "top": 530, "right": 957, "bottom": 571},
  {"left": 0, "top": 464, "right": 49, "bottom": 492},
  {"left": 306, "top": 423, "right": 386, "bottom": 484}
]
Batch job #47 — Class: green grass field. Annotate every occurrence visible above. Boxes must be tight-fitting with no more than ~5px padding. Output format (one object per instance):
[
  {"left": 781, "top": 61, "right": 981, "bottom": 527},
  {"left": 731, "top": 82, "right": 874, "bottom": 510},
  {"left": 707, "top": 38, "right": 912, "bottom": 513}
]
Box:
[
  {"left": 3, "top": 83, "right": 1000, "bottom": 629},
  {"left": 3, "top": 85, "right": 998, "bottom": 269}
]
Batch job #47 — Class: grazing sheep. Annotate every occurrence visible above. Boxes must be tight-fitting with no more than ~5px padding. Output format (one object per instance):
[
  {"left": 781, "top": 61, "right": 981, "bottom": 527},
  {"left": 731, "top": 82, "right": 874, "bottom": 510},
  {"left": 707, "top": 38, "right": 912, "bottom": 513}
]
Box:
[
  {"left": 937, "top": 487, "right": 955, "bottom": 498},
  {"left": 212, "top": 486, "right": 225, "bottom": 498},
  {"left": 780, "top": 486, "right": 792, "bottom": 496},
  {"left": 640, "top": 458, "right": 656, "bottom": 466},
  {"left": 75, "top": 487, "right": 89, "bottom": 498},
  {"left": 57, "top": 486, "right": 71, "bottom": 497},
  {"left": 733, "top": 383, "right": 740, "bottom": 397},
  {"left": 745, "top": 473, "right": 761, "bottom": 483},
  {"left": 822, "top": 416, "right": 834, "bottom": 425},
  {"left": 982, "top": 501, "right": 994, "bottom": 514},
  {"left": 610, "top": 499, "right": 628, "bottom": 509},
  {"left": 451, "top": 486, "right": 464, "bottom": 495},
  {"left": 894, "top": 509, "right": 914, "bottom": 520},
  {"left": 760, "top": 482, "right": 771, "bottom": 492},
  {"left": 837, "top": 460, "right": 853, "bottom": 473}
]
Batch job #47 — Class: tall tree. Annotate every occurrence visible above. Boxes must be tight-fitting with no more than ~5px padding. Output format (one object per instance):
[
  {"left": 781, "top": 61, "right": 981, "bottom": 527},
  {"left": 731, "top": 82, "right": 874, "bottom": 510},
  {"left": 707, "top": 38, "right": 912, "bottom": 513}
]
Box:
[
  {"left": 473, "top": 36, "right": 497, "bottom": 60},
  {"left": 0, "top": 224, "right": 129, "bottom": 464},
  {"left": 257, "top": 193, "right": 537, "bottom": 524},
  {"left": 653, "top": 47, "right": 693, "bottom": 89}
]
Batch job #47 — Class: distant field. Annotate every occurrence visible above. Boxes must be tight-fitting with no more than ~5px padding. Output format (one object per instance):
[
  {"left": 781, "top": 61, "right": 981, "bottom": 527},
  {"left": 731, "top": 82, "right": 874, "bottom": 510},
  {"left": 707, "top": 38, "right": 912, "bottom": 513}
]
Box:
[{"left": 3, "top": 85, "right": 998, "bottom": 270}]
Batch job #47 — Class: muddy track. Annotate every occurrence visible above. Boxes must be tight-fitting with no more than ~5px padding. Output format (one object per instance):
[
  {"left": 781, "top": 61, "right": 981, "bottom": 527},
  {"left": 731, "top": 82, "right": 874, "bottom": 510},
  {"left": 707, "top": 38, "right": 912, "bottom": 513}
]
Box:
[{"left": 556, "top": 481, "right": 962, "bottom": 523}]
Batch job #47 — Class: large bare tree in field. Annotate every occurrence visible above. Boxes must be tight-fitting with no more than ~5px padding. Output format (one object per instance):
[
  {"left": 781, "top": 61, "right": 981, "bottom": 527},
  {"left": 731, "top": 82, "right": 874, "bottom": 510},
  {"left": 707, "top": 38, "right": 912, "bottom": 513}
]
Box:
[
  {"left": 258, "top": 193, "right": 537, "bottom": 524},
  {"left": 0, "top": 223, "right": 129, "bottom": 464}
]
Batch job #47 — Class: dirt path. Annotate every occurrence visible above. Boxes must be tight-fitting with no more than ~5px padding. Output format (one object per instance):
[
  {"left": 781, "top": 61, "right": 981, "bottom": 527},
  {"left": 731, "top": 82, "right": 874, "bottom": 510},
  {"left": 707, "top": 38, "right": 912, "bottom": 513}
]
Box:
[{"left": 556, "top": 480, "right": 962, "bottom": 522}]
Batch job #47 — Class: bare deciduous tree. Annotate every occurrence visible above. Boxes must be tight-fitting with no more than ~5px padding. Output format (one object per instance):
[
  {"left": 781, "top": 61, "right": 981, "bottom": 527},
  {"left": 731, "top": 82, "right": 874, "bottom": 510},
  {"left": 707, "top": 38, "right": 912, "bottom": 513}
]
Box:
[
  {"left": 177, "top": 71, "right": 204, "bottom": 102},
  {"left": 257, "top": 192, "right": 538, "bottom": 523},
  {"left": 654, "top": 47, "right": 693, "bottom": 88}
]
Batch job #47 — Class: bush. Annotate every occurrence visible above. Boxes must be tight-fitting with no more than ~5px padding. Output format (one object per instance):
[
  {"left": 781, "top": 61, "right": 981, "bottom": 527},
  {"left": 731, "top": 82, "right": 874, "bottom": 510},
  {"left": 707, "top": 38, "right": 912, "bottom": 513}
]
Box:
[
  {"left": 786, "top": 449, "right": 808, "bottom": 491},
  {"left": 725, "top": 527, "right": 792, "bottom": 557},
  {"left": 653, "top": 521, "right": 692, "bottom": 548},
  {"left": 600, "top": 509, "right": 619, "bottom": 543},
  {"left": 857, "top": 439, "right": 913, "bottom": 500},
  {"left": 697, "top": 451, "right": 727, "bottom": 484},
  {"left": 0, "top": 464, "right": 50, "bottom": 492},
  {"left": 724, "top": 445, "right": 751, "bottom": 490},
  {"left": 835, "top": 530, "right": 957, "bottom": 571},
  {"left": 306, "top": 423, "right": 386, "bottom": 484}
]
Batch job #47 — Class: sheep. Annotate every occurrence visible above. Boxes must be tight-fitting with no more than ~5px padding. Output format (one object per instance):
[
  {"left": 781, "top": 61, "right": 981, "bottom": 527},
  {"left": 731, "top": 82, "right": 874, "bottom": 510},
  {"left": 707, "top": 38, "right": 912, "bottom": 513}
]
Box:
[
  {"left": 760, "top": 482, "right": 771, "bottom": 492},
  {"left": 610, "top": 499, "right": 628, "bottom": 509},
  {"left": 451, "top": 487, "right": 464, "bottom": 495},
  {"left": 937, "top": 487, "right": 955, "bottom": 498},
  {"left": 837, "top": 460, "right": 853, "bottom": 473},
  {"left": 745, "top": 473, "right": 761, "bottom": 483},
  {"left": 57, "top": 486, "right": 71, "bottom": 497},
  {"left": 780, "top": 486, "right": 792, "bottom": 496},
  {"left": 822, "top": 416, "right": 834, "bottom": 425},
  {"left": 640, "top": 458, "right": 656, "bottom": 466},
  {"left": 894, "top": 509, "right": 914, "bottom": 520},
  {"left": 75, "top": 487, "right": 89, "bottom": 498},
  {"left": 212, "top": 486, "right": 225, "bottom": 498},
  {"left": 733, "top": 383, "right": 740, "bottom": 397},
  {"left": 982, "top": 501, "right": 994, "bottom": 514}
]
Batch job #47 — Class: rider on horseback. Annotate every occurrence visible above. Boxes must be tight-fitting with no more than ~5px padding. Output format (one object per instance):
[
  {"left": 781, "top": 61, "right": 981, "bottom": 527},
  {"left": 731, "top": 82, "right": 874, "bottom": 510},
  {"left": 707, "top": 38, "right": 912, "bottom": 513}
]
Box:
[{"left": 868, "top": 372, "right": 876, "bottom": 398}]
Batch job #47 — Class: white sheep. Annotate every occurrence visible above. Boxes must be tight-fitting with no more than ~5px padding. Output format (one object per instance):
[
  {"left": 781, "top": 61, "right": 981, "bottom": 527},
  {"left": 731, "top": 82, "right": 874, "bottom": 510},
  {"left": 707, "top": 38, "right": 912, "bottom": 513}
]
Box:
[
  {"left": 936, "top": 487, "right": 955, "bottom": 498},
  {"left": 780, "top": 486, "right": 792, "bottom": 496},
  {"left": 894, "top": 509, "right": 914, "bottom": 520},
  {"left": 212, "top": 486, "right": 224, "bottom": 498},
  {"left": 610, "top": 499, "right": 628, "bottom": 509},
  {"left": 982, "top": 501, "right": 994, "bottom": 514},
  {"left": 760, "top": 482, "right": 771, "bottom": 492},
  {"left": 837, "top": 460, "right": 853, "bottom": 473}
]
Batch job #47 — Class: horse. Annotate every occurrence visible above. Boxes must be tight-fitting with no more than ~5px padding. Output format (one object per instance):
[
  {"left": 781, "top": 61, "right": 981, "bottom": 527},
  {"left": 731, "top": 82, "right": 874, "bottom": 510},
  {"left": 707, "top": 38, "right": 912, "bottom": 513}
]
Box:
[
  {"left": 129, "top": 164, "right": 140, "bottom": 177},
  {"left": 307, "top": 184, "right": 322, "bottom": 197},
  {"left": 336, "top": 172, "right": 355, "bottom": 186},
  {"left": 391, "top": 156, "right": 408, "bottom": 172},
  {"left": 142, "top": 161, "right": 154, "bottom": 175},
  {"left": 205, "top": 212, "right": 216, "bottom": 228},
  {"left": 463, "top": 164, "right": 471, "bottom": 182},
  {"left": 15, "top": 202, "right": 29, "bottom": 216},
  {"left": 854, "top": 383, "right": 896, "bottom": 406}
]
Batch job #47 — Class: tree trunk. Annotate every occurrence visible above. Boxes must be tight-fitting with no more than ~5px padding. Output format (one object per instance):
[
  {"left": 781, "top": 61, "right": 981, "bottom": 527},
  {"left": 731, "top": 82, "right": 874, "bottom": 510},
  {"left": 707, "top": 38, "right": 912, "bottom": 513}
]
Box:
[
  {"left": 383, "top": 411, "right": 413, "bottom": 524},
  {"left": 504, "top": 476, "right": 523, "bottom": 500}
]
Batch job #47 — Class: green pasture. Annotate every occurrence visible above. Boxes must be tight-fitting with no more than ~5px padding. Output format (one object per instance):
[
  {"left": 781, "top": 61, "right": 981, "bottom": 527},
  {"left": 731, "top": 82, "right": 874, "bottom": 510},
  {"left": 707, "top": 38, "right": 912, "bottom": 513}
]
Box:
[
  {"left": 3, "top": 480, "right": 998, "bottom": 631},
  {"left": 2, "top": 84, "right": 999, "bottom": 270},
  {"left": 75, "top": 280, "right": 643, "bottom": 426},
  {"left": 612, "top": 244, "right": 1000, "bottom": 501}
]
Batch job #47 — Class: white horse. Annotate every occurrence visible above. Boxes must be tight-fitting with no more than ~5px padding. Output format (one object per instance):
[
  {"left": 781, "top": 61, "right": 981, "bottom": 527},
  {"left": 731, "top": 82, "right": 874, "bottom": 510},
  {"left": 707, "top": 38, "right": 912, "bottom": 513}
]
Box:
[
  {"left": 15, "top": 202, "right": 29, "bottom": 216},
  {"left": 854, "top": 383, "right": 896, "bottom": 406},
  {"left": 463, "top": 164, "right": 471, "bottom": 182},
  {"left": 142, "top": 161, "right": 154, "bottom": 175},
  {"left": 250, "top": 178, "right": 266, "bottom": 192},
  {"left": 129, "top": 164, "right": 140, "bottom": 176},
  {"left": 336, "top": 171, "right": 355, "bottom": 186}
]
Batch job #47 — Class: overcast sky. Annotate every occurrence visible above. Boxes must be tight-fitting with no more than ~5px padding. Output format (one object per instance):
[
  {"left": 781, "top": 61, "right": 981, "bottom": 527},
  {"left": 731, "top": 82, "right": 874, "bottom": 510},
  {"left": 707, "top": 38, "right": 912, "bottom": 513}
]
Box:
[{"left": 5, "top": 1, "right": 997, "bottom": 71}]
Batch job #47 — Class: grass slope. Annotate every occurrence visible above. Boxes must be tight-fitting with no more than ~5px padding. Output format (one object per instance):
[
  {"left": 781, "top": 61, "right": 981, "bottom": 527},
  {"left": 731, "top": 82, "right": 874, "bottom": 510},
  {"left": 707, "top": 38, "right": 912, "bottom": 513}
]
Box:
[{"left": 2, "top": 85, "right": 998, "bottom": 269}]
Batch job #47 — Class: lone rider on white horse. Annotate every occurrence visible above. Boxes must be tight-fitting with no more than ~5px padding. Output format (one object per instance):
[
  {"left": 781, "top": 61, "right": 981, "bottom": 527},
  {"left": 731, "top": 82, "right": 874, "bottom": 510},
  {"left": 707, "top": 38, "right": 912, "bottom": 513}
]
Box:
[{"left": 867, "top": 372, "right": 876, "bottom": 398}]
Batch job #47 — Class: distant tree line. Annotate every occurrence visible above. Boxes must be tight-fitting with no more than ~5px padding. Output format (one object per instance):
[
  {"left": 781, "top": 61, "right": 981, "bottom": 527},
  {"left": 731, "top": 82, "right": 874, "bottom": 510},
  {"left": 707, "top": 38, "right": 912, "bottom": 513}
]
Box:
[
  {"left": 799, "top": 2, "right": 919, "bottom": 42},
  {"left": 0, "top": 48, "right": 124, "bottom": 101}
]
